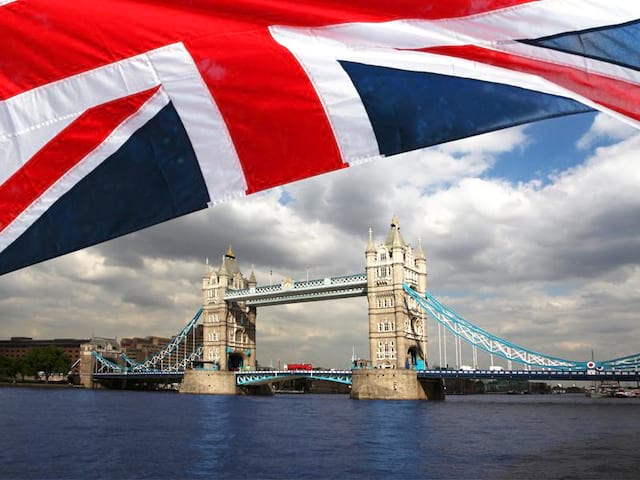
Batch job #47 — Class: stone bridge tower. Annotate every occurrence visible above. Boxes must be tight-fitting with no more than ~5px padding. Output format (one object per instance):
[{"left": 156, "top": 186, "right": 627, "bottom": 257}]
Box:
[
  {"left": 201, "top": 246, "right": 257, "bottom": 371},
  {"left": 365, "top": 216, "right": 428, "bottom": 369}
]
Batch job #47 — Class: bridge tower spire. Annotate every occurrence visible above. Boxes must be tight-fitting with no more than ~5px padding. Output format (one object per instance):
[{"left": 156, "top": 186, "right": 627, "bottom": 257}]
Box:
[
  {"left": 200, "top": 246, "right": 257, "bottom": 372},
  {"left": 365, "top": 216, "right": 428, "bottom": 369}
]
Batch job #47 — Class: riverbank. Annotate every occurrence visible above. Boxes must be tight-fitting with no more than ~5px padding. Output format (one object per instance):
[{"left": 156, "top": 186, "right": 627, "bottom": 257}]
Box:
[{"left": 0, "top": 381, "right": 81, "bottom": 389}]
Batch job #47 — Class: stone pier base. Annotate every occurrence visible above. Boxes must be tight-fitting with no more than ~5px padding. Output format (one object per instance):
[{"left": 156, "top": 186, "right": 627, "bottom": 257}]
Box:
[
  {"left": 180, "top": 370, "right": 238, "bottom": 395},
  {"left": 350, "top": 370, "right": 445, "bottom": 400}
]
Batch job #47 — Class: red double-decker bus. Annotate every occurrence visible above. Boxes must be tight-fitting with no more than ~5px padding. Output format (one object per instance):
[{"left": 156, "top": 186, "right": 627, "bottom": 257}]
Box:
[{"left": 284, "top": 363, "right": 313, "bottom": 371}]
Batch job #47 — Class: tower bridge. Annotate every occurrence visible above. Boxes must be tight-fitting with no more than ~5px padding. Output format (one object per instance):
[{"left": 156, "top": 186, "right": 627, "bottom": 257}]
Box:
[{"left": 85, "top": 216, "right": 640, "bottom": 400}]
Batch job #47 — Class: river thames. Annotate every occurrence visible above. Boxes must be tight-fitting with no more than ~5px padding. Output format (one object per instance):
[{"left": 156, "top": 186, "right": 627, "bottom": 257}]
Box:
[{"left": 0, "top": 388, "right": 638, "bottom": 479}]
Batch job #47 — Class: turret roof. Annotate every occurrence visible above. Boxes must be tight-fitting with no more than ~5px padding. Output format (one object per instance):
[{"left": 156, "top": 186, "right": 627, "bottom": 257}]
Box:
[
  {"left": 366, "top": 227, "right": 376, "bottom": 253},
  {"left": 384, "top": 215, "right": 405, "bottom": 248}
]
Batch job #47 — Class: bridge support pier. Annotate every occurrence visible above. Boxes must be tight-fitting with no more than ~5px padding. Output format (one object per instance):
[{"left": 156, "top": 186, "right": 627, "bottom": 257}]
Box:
[
  {"left": 351, "top": 369, "right": 444, "bottom": 400},
  {"left": 180, "top": 370, "right": 238, "bottom": 395},
  {"left": 419, "top": 377, "right": 446, "bottom": 401},
  {"left": 239, "top": 384, "right": 274, "bottom": 396}
]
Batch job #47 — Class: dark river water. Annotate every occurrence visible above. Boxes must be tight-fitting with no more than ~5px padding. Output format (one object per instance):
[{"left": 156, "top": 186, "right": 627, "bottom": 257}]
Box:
[{"left": 0, "top": 387, "right": 639, "bottom": 479}]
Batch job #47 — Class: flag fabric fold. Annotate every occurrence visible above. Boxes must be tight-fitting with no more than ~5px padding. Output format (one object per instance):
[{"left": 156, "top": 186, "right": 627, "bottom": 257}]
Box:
[{"left": 1, "top": 0, "right": 639, "bottom": 274}]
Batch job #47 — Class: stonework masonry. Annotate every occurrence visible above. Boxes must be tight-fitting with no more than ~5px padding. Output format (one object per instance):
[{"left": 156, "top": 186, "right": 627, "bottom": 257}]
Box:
[
  {"left": 350, "top": 369, "right": 427, "bottom": 400},
  {"left": 365, "top": 215, "right": 428, "bottom": 370},
  {"left": 180, "top": 370, "right": 238, "bottom": 395},
  {"left": 200, "top": 246, "right": 257, "bottom": 372}
]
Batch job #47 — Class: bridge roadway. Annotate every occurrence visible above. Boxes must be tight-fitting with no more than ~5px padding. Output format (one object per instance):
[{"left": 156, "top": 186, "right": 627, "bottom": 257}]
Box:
[{"left": 92, "top": 368, "right": 640, "bottom": 385}]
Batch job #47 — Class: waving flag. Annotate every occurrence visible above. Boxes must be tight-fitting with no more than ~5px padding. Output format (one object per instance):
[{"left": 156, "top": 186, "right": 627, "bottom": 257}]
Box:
[{"left": 1, "top": 0, "right": 639, "bottom": 275}]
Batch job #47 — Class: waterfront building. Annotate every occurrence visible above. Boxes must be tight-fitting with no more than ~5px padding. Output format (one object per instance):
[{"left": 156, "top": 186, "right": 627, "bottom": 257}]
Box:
[
  {"left": 0, "top": 337, "right": 89, "bottom": 364},
  {"left": 121, "top": 327, "right": 203, "bottom": 363},
  {"left": 120, "top": 335, "right": 172, "bottom": 363}
]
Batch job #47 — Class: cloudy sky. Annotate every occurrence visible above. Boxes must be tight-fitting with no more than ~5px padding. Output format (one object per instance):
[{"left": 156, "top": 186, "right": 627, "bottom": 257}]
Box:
[{"left": 1, "top": 111, "right": 639, "bottom": 369}]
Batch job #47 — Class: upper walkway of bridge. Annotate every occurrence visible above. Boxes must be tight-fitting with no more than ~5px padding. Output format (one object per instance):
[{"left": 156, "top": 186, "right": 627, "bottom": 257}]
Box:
[{"left": 223, "top": 273, "right": 367, "bottom": 306}]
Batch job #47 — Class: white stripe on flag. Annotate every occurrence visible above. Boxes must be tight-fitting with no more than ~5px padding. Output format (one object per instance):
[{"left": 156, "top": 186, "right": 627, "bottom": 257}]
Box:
[
  {"left": 0, "top": 89, "right": 170, "bottom": 253},
  {"left": 0, "top": 43, "right": 247, "bottom": 201},
  {"left": 148, "top": 44, "right": 247, "bottom": 204}
]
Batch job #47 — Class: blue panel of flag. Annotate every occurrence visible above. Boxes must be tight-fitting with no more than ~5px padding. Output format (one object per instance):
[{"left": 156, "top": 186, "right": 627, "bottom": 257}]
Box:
[
  {"left": 521, "top": 20, "right": 640, "bottom": 72},
  {"left": 0, "top": 102, "right": 210, "bottom": 275},
  {"left": 339, "top": 61, "right": 593, "bottom": 156}
]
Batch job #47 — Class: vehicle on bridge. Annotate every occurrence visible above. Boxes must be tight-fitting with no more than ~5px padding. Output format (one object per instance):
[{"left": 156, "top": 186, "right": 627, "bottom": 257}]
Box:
[{"left": 284, "top": 363, "right": 313, "bottom": 371}]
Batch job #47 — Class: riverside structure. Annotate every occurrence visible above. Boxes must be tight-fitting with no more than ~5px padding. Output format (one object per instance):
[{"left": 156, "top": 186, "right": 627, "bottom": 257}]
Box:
[{"left": 85, "top": 216, "right": 640, "bottom": 399}]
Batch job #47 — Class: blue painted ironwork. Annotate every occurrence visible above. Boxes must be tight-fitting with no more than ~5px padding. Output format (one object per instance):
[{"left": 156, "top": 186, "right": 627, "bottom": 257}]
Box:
[
  {"left": 236, "top": 370, "right": 353, "bottom": 386},
  {"left": 93, "top": 371, "right": 185, "bottom": 381},
  {"left": 224, "top": 274, "right": 367, "bottom": 306},
  {"left": 418, "top": 369, "right": 640, "bottom": 382},
  {"left": 93, "top": 367, "right": 640, "bottom": 383},
  {"left": 404, "top": 284, "right": 586, "bottom": 369},
  {"left": 91, "top": 309, "right": 203, "bottom": 380},
  {"left": 92, "top": 351, "right": 122, "bottom": 373},
  {"left": 404, "top": 284, "right": 640, "bottom": 371},
  {"left": 121, "top": 353, "right": 140, "bottom": 369},
  {"left": 599, "top": 353, "right": 640, "bottom": 371},
  {"left": 131, "top": 308, "right": 203, "bottom": 372}
]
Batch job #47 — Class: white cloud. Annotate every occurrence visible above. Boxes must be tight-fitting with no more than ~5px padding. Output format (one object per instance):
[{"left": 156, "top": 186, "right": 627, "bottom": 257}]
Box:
[
  {"left": 576, "top": 112, "right": 638, "bottom": 150},
  {"left": 438, "top": 124, "right": 529, "bottom": 155}
]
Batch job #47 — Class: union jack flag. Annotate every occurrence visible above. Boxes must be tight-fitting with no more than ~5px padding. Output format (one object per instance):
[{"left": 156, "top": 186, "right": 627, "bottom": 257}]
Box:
[{"left": 1, "top": 0, "right": 639, "bottom": 275}]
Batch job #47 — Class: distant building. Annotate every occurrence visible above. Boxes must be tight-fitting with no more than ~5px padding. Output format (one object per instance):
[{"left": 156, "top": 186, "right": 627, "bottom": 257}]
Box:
[
  {"left": 120, "top": 336, "right": 172, "bottom": 363},
  {"left": 0, "top": 337, "right": 89, "bottom": 364},
  {"left": 120, "top": 326, "right": 203, "bottom": 363}
]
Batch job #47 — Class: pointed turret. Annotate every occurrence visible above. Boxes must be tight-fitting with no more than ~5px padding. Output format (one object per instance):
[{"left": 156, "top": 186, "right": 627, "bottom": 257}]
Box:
[
  {"left": 366, "top": 227, "right": 375, "bottom": 253},
  {"left": 225, "top": 244, "right": 235, "bottom": 259},
  {"left": 218, "top": 255, "right": 228, "bottom": 276},
  {"left": 204, "top": 257, "right": 213, "bottom": 274},
  {"left": 391, "top": 224, "right": 403, "bottom": 248},
  {"left": 385, "top": 214, "right": 405, "bottom": 247},
  {"left": 248, "top": 265, "right": 257, "bottom": 288},
  {"left": 416, "top": 237, "right": 426, "bottom": 260}
]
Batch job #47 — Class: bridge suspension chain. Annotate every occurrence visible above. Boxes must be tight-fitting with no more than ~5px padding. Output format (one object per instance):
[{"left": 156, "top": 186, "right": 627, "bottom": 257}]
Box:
[
  {"left": 92, "top": 351, "right": 123, "bottom": 373},
  {"left": 131, "top": 308, "right": 203, "bottom": 372},
  {"left": 404, "top": 284, "right": 586, "bottom": 370},
  {"left": 599, "top": 353, "right": 640, "bottom": 371},
  {"left": 404, "top": 284, "right": 640, "bottom": 371},
  {"left": 91, "top": 309, "right": 203, "bottom": 374}
]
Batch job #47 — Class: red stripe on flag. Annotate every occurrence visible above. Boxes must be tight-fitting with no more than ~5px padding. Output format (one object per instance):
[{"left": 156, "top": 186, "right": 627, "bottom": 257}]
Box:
[
  {"left": 418, "top": 45, "right": 640, "bottom": 123},
  {"left": 189, "top": 31, "right": 345, "bottom": 193},
  {"left": 0, "top": 0, "right": 535, "bottom": 100},
  {"left": 0, "top": 86, "right": 160, "bottom": 232}
]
